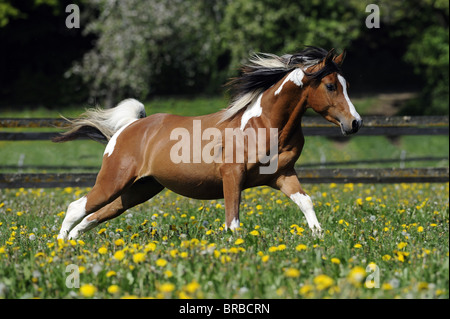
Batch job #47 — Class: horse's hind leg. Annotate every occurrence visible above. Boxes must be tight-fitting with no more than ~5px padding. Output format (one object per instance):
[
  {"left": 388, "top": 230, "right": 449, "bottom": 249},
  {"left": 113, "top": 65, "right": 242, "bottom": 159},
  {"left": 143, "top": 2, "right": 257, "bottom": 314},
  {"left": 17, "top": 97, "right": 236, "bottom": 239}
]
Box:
[
  {"left": 58, "top": 157, "right": 137, "bottom": 240},
  {"left": 67, "top": 177, "right": 164, "bottom": 239}
]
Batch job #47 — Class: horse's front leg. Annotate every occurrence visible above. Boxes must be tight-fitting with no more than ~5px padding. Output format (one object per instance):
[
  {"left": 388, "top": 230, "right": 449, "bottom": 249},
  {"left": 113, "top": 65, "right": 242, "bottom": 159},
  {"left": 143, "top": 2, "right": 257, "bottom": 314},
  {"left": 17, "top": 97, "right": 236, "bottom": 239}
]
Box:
[
  {"left": 273, "top": 171, "right": 322, "bottom": 236},
  {"left": 220, "top": 164, "right": 244, "bottom": 231}
]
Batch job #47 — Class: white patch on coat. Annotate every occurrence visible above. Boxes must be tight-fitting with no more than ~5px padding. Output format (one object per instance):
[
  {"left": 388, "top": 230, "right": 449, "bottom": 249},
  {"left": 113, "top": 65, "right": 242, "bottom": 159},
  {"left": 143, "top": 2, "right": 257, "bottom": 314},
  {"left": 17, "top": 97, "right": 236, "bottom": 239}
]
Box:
[
  {"left": 103, "top": 119, "right": 137, "bottom": 157},
  {"left": 274, "top": 68, "right": 304, "bottom": 96},
  {"left": 337, "top": 75, "right": 361, "bottom": 121},
  {"left": 289, "top": 192, "right": 322, "bottom": 232},
  {"left": 240, "top": 93, "right": 263, "bottom": 131}
]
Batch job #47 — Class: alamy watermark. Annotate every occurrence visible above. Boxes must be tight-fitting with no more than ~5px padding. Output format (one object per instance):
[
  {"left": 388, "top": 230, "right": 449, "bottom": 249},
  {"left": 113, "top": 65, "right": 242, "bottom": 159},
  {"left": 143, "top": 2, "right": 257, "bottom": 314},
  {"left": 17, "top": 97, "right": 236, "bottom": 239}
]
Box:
[
  {"left": 65, "top": 264, "right": 80, "bottom": 288},
  {"left": 169, "top": 120, "right": 279, "bottom": 174},
  {"left": 365, "top": 264, "right": 381, "bottom": 289},
  {"left": 365, "top": 4, "right": 380, "bottom": 29},
  {"left": 65, "top": 4, "right": 80, "bottom": 29}
]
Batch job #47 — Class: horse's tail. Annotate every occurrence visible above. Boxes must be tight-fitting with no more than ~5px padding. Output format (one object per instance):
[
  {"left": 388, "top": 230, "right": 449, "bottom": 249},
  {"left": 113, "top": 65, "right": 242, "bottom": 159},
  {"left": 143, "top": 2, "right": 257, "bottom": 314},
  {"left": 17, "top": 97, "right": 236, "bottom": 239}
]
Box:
[{"left": 52, "top": 99, "right": 146, "bottom": 144}]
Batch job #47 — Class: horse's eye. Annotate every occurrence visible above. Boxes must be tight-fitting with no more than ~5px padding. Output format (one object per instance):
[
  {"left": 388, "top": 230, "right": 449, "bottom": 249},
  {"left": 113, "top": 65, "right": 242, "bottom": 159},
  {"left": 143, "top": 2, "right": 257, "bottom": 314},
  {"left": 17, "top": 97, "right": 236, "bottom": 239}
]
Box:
[{"left": 325, "top": 84, "right": 336, "bottom": 91}]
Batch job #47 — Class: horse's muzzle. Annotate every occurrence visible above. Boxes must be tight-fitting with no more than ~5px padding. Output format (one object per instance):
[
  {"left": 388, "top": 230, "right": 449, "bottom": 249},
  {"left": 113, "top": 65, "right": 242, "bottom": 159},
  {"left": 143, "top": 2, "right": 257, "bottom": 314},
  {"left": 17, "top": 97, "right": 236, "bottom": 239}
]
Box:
[
  {"left": 351, "top": 118, "right": 363, "bottom": 134},
  {"left": 341, "top": 118, "right": 363, "bottom": 135}
]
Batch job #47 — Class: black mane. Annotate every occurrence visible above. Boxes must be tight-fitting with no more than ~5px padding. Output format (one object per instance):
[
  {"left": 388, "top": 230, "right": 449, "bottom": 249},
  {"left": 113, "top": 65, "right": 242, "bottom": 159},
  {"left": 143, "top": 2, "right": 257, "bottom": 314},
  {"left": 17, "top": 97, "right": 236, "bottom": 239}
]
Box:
[{"left": 227, "top": 46, "right": 342, "bottom": 99}]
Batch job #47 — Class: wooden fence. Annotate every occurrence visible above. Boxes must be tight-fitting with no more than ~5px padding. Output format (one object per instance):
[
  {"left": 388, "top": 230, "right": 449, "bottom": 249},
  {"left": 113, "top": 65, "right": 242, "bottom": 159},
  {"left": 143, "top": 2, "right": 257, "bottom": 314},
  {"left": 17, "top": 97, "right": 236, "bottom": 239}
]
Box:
[
  {"left": 0, "top": 115, "right": 448, "bottom": 140},
  {"left": 0, "top": 115, "right": 448, "bottom": 188}
]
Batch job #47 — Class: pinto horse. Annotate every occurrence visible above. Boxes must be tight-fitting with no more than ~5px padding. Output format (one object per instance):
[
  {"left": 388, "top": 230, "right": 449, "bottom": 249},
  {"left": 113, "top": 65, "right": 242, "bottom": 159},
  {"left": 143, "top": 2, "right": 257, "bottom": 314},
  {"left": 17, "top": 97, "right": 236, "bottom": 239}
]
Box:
[{"left": 54, "top": 47, "right": 362, "bottom": 240}]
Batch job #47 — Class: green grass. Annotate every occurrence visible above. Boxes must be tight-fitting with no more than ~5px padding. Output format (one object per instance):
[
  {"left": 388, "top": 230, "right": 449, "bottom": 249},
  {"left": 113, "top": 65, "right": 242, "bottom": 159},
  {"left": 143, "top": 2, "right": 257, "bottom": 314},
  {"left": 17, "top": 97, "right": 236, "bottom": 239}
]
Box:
[{"left": 0, "top": 183, "right": 448, "bottom": 298}]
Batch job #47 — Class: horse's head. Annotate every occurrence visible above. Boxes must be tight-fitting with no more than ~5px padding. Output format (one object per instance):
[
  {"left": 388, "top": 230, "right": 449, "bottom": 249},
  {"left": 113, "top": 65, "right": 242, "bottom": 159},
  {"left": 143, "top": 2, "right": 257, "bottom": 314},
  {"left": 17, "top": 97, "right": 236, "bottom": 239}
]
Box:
[{"left": 304, "top": 49, "right": 362, "bottom": 135}]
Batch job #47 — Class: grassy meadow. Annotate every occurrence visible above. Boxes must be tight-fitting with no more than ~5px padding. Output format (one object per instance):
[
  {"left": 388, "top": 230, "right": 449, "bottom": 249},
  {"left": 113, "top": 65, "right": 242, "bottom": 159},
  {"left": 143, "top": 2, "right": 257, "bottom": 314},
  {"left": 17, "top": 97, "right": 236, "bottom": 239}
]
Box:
[
  {"left": 0, "top": 96, "right": 449, "bottom": 299},
  {"left": 0, "top": 183, "right": 448, "bottom": 299}
]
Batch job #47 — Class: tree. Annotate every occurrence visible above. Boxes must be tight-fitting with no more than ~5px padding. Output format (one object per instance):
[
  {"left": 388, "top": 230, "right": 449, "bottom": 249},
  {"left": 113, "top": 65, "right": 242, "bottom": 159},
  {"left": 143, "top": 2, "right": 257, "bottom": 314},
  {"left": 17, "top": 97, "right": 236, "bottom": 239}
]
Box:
[{"left": 69, "top": 0, "right": 228, "bottom": 106}]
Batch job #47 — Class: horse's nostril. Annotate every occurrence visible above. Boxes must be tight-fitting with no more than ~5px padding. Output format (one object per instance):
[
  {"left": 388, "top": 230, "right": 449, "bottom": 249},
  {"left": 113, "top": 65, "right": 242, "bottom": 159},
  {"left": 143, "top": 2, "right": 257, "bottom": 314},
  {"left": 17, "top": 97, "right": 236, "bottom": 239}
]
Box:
[{"left": 352, "top": 120, "right": 358, "bottom": 131}]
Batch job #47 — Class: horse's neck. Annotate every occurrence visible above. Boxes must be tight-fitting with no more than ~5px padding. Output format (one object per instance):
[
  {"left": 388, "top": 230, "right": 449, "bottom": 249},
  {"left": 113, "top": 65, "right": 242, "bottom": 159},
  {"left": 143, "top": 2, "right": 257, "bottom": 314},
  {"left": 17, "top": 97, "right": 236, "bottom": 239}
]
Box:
[{"left": 262, "top": 88, "right": 308, "bottom": 148}]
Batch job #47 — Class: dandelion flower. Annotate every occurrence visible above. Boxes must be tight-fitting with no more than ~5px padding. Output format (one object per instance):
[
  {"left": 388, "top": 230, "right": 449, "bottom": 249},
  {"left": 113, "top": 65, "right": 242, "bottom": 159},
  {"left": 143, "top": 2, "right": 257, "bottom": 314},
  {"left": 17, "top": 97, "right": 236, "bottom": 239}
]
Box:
[
  {"left": 313, "top": 274, "right": 334, "bottom": 290},
  {"left": 114, "top": 239, "right": 125, "bottom": 246},
  {"left": 331, "top": 258, "right": 341, "bottom": 265},
  {"left": 80, "top": 284, "right": 97, "bottom": 298},
  {"left": 108, "top": 285, "right": 120, "bottom": 294},
  {"left": 234, "top": 238, "right": 244, "bottom": 245},
  {"left": 98, "top": 247, "right": 108, "bottom": 255},
  {"left": 113, "top": 250, "right": 125, "bottom": 261},
  {"left": 133, "top": 253, "right": 146, "bottom": 263},
  {"left": 284, "top": 268, "right": 300, "bottom": 278},
  {"left": 155, "top": 258, "right": 167, "bottom": 267},
  {"left": 185, "top": 281, "right": 200, "bottom": 293},
  {"left": 348, "top": 266, "right": 366, "bottom": 287},
  {"left": 296, "top": 244, "right": 307, "bottom": 251},
  {"left": 159, "top": 283, "right": 175, "bottom": 293},
  {"left": 249, "top": 230, "right": 260, "bottom": 236}
]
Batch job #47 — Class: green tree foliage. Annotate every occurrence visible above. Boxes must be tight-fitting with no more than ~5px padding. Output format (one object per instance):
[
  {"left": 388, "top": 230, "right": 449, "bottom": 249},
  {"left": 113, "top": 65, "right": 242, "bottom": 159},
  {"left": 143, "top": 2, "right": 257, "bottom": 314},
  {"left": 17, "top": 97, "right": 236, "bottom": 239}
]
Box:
[
  {"left": 69, "top": 0, "right": 227, "bottom": 106},
  {"left": 1, "top": 0, "right": 448, "bottom": 114},
  {"left": 220, "top": 0, "right": 362, "bottom": 74}
]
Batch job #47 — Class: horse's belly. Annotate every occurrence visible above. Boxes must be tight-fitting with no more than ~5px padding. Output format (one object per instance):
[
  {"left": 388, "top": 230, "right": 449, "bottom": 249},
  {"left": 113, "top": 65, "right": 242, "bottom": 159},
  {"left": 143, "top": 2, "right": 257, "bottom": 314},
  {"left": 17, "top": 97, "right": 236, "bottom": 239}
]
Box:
[{"left": 152, "top": 165, "right": 224, "bottom": 200}]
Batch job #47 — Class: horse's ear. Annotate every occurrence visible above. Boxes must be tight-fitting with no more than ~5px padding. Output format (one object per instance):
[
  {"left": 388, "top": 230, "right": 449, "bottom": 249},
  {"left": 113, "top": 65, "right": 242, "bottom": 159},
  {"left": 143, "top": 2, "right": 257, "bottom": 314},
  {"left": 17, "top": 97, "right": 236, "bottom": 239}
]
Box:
[
  {"left": 334, "top": 50, "right": 346, "bottom": 66},
  {"left": 325, "top": 48, "right": 336, "bottom": 64}
]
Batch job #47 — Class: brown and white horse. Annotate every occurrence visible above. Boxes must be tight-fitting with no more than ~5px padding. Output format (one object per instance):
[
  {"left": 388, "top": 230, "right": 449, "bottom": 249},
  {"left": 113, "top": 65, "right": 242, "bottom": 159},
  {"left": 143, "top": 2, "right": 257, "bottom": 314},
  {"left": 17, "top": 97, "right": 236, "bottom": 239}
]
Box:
[{"left": 54, "top": 47, "right": 362, "bottom": 240}]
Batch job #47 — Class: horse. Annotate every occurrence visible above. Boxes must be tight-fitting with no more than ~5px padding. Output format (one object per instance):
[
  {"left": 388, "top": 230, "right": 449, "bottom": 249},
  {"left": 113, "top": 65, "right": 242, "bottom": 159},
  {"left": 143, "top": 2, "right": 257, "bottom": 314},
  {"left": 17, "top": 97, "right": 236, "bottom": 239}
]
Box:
[{"left": 53, "top": 46, "right": 362, "bottom": 240}]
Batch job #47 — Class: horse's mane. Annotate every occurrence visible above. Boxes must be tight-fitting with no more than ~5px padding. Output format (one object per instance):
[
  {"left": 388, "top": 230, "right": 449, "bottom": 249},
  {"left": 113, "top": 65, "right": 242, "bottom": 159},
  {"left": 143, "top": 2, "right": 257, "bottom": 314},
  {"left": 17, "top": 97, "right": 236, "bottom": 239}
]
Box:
[{"left": 221, "top": 46, "right": 341, "bottom": 122}]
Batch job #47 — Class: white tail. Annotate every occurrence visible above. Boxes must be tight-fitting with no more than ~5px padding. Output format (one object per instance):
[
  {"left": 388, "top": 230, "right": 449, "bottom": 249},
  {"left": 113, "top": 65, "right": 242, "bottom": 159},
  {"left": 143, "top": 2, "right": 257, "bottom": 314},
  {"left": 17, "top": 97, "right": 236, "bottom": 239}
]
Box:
[{"left": 53, "top": 99, "right": 146, "bottom": 144}]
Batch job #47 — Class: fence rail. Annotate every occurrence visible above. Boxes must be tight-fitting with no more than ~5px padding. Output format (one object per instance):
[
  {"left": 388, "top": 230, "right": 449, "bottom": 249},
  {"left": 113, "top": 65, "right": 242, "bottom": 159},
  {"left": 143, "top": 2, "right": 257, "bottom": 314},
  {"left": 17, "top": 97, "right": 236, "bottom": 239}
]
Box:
[
  {"left": 0, "top": 168, "right": 448, "bottom": 188},
  {"left": 0, "top": 115, "right": 448, "bottom": 140},
  {"left": 1, "top": 115, "right": 448, "bottom": 188}
]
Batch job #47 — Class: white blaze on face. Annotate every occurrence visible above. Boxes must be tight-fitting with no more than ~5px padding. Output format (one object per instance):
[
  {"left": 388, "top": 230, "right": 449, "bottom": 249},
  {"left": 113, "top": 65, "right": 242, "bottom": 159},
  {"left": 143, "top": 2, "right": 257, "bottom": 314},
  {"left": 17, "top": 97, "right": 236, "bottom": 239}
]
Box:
[
  {"left": 337, "top": 74, "right": 361, "bottom": 121},
  {"left": 274, "top": 68, "right": 304, "bottom": 96}
]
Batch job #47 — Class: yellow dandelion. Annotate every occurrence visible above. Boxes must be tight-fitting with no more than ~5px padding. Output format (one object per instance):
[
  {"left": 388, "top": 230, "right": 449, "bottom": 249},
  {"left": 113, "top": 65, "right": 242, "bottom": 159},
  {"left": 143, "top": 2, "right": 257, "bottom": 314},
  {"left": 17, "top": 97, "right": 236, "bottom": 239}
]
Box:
[
  {"left": 296, "top": 244, "right": 307, "bottom": 251},
  {"left": 80, "top": 284, "right": 97, "bottom": 298},
  {"left": 98, "top": 247, "right": 108, "bottom": 255},
  {"left": 158, "top": 283, "right": 175, "bottom": 293},
  {"left": 234, "top": 238, "right": 244, "bottom": 245},
  {"left": 108, "top": 285, "right": 120, "bottom": 294},
  {"left": 155, "top": 258, "right": 167, "bottom": 267},
  {"left": 284, "top": 268, "right": 300, "bottom": 278},
  {"left": 331, "top": 258, "right": 340, "bottom": 265},
  {"left": 133, "top": 252, "right": 146, "bottom": 263},
  {"left": 348, "top": 266, "right": 366, "bottom": 287},
  {"left": 114, "top": 239, "right": 125, "bottom": 246},
  {"left": 313, "top": 274, "right": 334, "bottom": 290},
  {"left": 113, "top": 250, "right": 125, "bottom": 261},
  {"left": 185, "top": 281, "right": 200, "bottom": 293}
]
